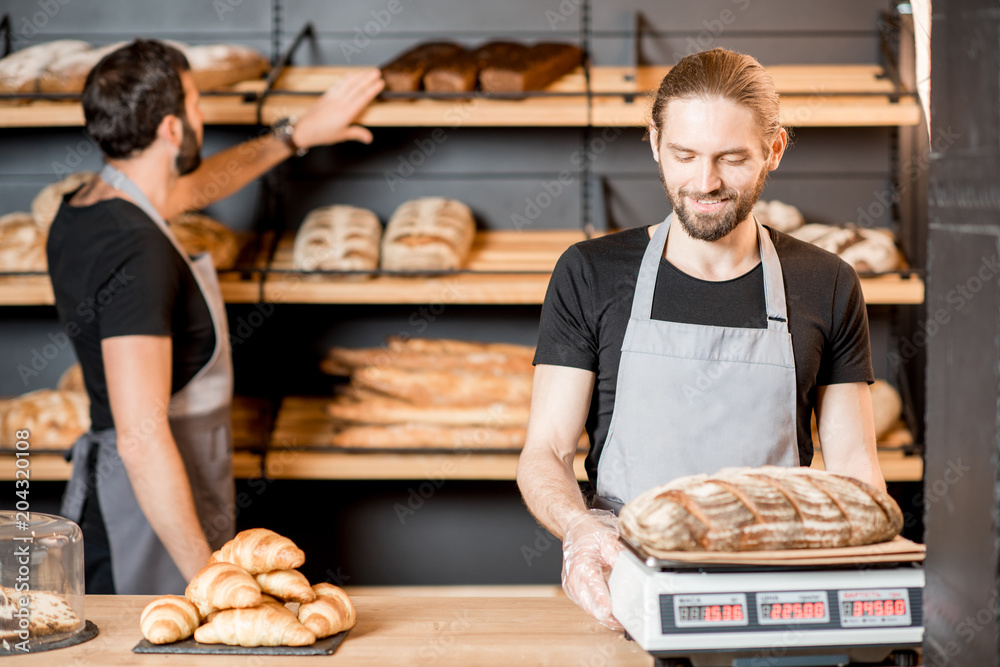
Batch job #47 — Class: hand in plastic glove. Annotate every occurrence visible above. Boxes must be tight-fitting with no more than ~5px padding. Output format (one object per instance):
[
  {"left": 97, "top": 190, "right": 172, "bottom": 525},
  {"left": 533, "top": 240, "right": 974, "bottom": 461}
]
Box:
[{"left": 561, "top": 509, "right": 624, "bottom": 630}]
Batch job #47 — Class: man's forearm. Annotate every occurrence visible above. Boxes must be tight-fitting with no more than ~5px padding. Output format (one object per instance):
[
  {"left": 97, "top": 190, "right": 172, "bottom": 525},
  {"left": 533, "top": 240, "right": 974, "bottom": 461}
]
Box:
[
  {"left": 165, "top": 134, "right": 291, "bottom": 219},
  {"left": 118, "top": 430, "right": 213, "bottom": 580},
  {"left": 517, "top": 445, "right": 590, "bottom": 541}
]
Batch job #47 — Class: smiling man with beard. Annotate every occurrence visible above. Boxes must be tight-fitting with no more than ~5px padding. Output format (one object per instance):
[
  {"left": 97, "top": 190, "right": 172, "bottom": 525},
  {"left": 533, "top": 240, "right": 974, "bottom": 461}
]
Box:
[
  {"left": 46, "top": 40, "right": 383, "bottom": 595},
  {"left": 517, "top": 48, "right": 883, "bottom": 628}
]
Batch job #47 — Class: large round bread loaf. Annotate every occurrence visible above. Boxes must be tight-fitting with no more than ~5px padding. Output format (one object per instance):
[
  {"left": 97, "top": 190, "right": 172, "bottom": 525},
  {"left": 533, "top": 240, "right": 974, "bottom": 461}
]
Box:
[
  {"left": 381, "top": 197, "right": 475, "bottom": 271},
  {"left": 619, "top": 465, "right": 903, "bottom": 552},
  {"left": 183, "top": 44, "right": 269, "bottom": 90},
  {"left": 32, "top": 171, "right": 96, "bottom": 229},
  {"left": 0, "top": 212, "right": 47, "bottom": 272},
  {"left": 168, "top": 212, "right": 240, "bottom": 270},
  {"left": 0, "top": 389, "right": 90, "bottom": 449},
  {"left": 38, "top": 42, "right": 126, "bottom": 93},
  {"left": 0, "top": 40, "right": 91, "bottom": 92},
  {"left": 292, "top": 205, "right": 382, "bottom": 272}
]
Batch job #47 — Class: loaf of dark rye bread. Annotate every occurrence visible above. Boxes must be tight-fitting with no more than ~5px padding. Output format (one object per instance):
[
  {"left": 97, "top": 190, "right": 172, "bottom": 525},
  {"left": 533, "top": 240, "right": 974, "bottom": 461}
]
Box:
[
  {"left": 619, "top": 466, "right": 903, "bottom": 552},
  {"left": 381, "top": 42, "right": 466, "bottom": 92},
  {"left": 479, "top": 42, "right": 582, "bottom": 93},
  {"left": 423, "top": 42, "right": 526, "bottom": 93}
]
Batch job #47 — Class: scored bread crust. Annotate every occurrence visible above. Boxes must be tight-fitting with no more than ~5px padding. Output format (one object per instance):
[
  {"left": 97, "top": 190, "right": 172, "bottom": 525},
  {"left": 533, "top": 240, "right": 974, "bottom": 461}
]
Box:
[
  {"left": 31, "top": 171, "right": 96, "bottom": 229},
  {"left": 0, "top": 40, "right": 91, "bottom": 93},
  {"left": 0, "top": 212, "right": 47, "bottom": 272},
  {"left": 380, "top": 197, "right": 475, "bottom": 271},
  {"left": 619, "top": 465, "right": 904, "bottom": 552},
  {"left": 0, "top": 389, "right": 89, "bottom": 449},
  {"left": 168, "top": 212, "right": 240, "bottom": 270},
  {"left": 292, "top": 205, "right": 382, "bottom": 272}
]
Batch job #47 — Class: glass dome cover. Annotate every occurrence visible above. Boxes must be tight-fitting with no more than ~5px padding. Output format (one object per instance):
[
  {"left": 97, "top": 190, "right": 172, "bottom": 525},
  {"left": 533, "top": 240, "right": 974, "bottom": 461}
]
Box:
[{"left": 0, "top": 511, "right": 85, "bottom": 652}]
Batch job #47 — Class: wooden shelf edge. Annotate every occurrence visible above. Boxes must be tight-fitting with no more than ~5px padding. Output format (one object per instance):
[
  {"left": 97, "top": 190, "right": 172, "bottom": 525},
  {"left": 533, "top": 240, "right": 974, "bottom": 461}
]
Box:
[{"left": 0, "top": 452, "right": 262, "bottom": 482}]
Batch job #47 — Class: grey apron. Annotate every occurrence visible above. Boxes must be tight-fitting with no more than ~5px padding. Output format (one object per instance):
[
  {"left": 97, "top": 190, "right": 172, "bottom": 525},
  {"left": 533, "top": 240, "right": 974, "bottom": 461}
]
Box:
[
  {"left": 595, "top": 214, "right": 798, "bottom": 512},
  {"left": 60, "top": 164, "right": 235, "bottom": 595}
]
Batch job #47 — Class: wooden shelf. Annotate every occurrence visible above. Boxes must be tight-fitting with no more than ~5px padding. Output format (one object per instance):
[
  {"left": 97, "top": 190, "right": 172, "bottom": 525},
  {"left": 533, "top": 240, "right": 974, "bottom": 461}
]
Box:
[
  {"left": 0, "top": 65, "right": 919, "bottom": 129},
  {"left": 0, "top": 273, "right": 261, "bottom": 305},
  {"left": 0, "top": 451, "right": 262, "bottom": 482}
]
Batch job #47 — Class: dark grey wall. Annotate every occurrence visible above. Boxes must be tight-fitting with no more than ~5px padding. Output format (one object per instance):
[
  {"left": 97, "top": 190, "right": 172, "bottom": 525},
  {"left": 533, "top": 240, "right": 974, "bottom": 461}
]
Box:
[
  {"left": 0, "top": 0, "right": 914, "bottom": 586},
  {"left": 922, "top": 0, "right": 1000, "bottom": 664}
]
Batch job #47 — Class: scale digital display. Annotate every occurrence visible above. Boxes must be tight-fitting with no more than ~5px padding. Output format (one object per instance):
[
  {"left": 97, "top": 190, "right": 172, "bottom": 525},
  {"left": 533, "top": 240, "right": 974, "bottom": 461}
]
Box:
[
  {"left": 756, "top": 591, "right": 829, "bottom": 625},
  {"left": 673, "top": 593, "right": 749, "bottom": 628},
  {"left": 837, "top": 588, "right": 911, "bottom": 627}
]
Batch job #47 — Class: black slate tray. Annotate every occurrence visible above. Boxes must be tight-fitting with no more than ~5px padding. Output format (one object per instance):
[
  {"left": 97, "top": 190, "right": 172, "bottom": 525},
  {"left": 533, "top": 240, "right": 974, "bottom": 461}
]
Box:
[
  {"left": 0, "top": 620, "right": 99, "bottom": 656},
  {"left": 133, "top": 629, "right": 348, "bottom": 655}
]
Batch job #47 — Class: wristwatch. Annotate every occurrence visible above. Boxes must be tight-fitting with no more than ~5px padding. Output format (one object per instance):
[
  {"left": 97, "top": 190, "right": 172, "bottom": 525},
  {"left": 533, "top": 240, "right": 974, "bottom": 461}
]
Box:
[{"left": 272, "top": 117, "right": 308, "bottom": 157}]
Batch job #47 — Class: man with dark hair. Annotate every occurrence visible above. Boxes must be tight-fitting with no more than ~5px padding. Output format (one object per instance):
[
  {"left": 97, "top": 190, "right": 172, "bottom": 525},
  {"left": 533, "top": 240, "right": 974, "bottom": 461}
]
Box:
[
  {"left": 47, "top": 39, "right": 383, "bottom": 594},
  {"left": 517, "top": 48, "right": 884, "bottom": 627}
]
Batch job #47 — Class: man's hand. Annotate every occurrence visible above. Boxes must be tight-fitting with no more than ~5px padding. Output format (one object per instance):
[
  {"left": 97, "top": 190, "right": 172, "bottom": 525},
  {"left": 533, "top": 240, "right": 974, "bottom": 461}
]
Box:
[
  {"left": 561, "top": 510, "right": 624, "bottom": 630},
  {"left": 293, "top": 68, "right": 385, "bottom": 149}
]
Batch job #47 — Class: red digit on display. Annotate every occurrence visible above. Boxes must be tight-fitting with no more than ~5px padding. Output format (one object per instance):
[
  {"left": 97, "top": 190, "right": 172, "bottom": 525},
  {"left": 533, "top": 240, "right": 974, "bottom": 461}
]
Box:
[
  {"left": 874, "top": 600, "right": 883, "bottom": 616},
  {"left": 733, "top": 605, "right": 744, "bottom": 621},
  {"left": 863, "top": 601, "right": 874, "bottom": 616},
  {"left": 782, "top": 603, "right": 792, "bottom": 620},
  {"left": 792, "top": 603, "right": 802, "bottom": 619},
  {"left": 854, "top": 602, "right": 863, "bottom": 617},
  {"left": 709, "top": 606, "right": 721, "bottom": 622},
  {"left": 815, "top": 602, "right": 824, "bottom": 618},
  {"left": 803, "top": 603, "right": 813, "bottom": 619},
  {"left": 771, "top": 605, "right": 781, "bottom": 620},
  {"left": 895, "top": 600, "right": 906, "bottom": 615}
]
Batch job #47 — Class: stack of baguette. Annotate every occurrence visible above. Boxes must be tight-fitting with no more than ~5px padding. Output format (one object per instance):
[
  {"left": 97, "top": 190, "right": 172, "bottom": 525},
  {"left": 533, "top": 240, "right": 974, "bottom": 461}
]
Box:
[
  {"left": 140, "top": 528, "right": 356, "bottom": 647},
  {"left": 319, "top": 337, "right": 535, "bottom": 449}
]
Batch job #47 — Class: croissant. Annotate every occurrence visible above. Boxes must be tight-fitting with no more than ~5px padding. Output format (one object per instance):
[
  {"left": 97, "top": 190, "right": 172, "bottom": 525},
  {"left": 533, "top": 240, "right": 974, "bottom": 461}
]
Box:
[
  {"left": 185, "top": 563, "right": 262, "bottom": 618},
  {"left": 139, "top": 596, "right": 200, "bottom": 644},
  {"left": 255, "top": 570, "right": 316, "bottom": 603},
  {"left": 298, "top": 583, "right": 357, "bottom": 638},
  {"left": 209, "top": 528, "right": 306, "bottom": 574},
  {"left": 194, "top": 603, "right": 317, "bottom": 647}
]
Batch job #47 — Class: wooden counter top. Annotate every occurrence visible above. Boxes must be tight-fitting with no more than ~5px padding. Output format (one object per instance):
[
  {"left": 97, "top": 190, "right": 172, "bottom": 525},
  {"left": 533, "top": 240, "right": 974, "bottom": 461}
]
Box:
[{"left": 10, "top": 595, "right": 652, "bottom": 666}]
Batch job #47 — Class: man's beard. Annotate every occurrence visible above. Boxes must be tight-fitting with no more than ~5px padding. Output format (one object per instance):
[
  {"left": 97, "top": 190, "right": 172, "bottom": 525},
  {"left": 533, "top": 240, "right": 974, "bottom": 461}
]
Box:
[
  {"left": 175, "top": 118, "right": 202, "bottom": 176},
  {"left": 660, "top": 163, "right": 769, "bottom": 242}
]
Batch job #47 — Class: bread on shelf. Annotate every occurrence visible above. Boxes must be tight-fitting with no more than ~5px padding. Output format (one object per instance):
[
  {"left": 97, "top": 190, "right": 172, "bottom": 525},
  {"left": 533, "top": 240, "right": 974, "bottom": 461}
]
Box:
[
  {"left": 788, "top": 223, "right": 902, "bottom": 273},
  {"left": 479, "top": 42, "right": 582, "bottom": 93},
  {"left": 753, "top": 199, "right": 804, "bottom": 233},
  {"left": 182, "top": 44, "right": 270, "bottom": 90},
  {"left": 382, "top": 42, "right": 466, "bottom": 92},
  {"left": 619, "top": 466, "right": 904, "bottom": 553},
  {"left": 422, "top": 41, "right": 525, "bottom": 93},
  {"left": 38, "top": 42, "right": 126, "bottom": 93},
  {"left": 57, "top": 363, "right": 85, "bottom": 393},
  {"left": 32, "top": 171, "right": 96, "bottom": 229},
  {"left": 381, "top": 197, "right": 475, "bottom": 271},
  {"left": 0, "top": 212, "right": 47, "bottom": 273},
  {"left": 0, "top": 389, "right": 89, "bottom": 450},
  {"left": 0, "top": 40, "right": 91, "bottom": 93},
  {"left": 292, "top": 205, "right": 382, "bottom": 273},
  {"left": 168, "top": 212, "right": 241, "bottom": 270}
]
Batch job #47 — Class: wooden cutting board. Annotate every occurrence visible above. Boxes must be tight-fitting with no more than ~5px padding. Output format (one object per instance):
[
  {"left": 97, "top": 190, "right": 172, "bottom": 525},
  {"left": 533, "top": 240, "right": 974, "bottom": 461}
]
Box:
[{"left": 631, "top": 535, "right": 925, "bottom": 566}]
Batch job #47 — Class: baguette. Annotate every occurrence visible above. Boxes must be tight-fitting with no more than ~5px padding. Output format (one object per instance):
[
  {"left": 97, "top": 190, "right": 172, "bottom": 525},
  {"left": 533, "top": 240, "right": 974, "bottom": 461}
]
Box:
[
  {"left": 327, "top": 394, "right": 529, "bottom": 427},
  {"left": 352, "top": 366, "right": 532, "bottom": 406},
  {"left": 619, "top": 466, "right": 903, "bottom": 552}
]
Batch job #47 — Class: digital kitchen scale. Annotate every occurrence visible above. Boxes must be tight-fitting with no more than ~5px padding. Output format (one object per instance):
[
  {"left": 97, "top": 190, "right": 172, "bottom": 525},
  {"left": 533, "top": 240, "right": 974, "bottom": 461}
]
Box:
[{"left": 608, "top": 541, "right": 924, "bottom": 667}]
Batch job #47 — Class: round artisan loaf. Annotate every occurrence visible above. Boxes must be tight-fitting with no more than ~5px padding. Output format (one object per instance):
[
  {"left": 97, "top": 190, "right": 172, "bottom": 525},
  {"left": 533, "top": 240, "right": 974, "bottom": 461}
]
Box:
[
  {"left": 168, "top": 212, "right": 241, "bottom": 270},
  {"left": 183, "top": 44, "right": 270, "bottom": 90},
  {"left": 753, "top": 199, "right": 804, "bottom": 233},
  {"left": 619, "top": 465, "right": 904, "bottom": 552},
  {"left": 57, "top": 363, "right": 85, "bottom": 393},
  {"left": 0, "top": 40, "right": 91, "bottom": 92},
  {"left": 38, "top": 41, "right": 127, "bottom": 93},
  {"left": 0, "top": 389, "right": 90, "bottom": 449},
  {"left": 838, "top": 227, "right": 901, "bottom": 273},
  {"left": 293, "top": 205, "right": 382, "bottom": 272},
  {"left": 381, "top": 197, "right": 475, "bottom": 271},
  {"left": 0, "top": 212, "right": 47, "bottom": 272},
  {"left": 32, "top": 171, "right": 96, "bottom": 229}
]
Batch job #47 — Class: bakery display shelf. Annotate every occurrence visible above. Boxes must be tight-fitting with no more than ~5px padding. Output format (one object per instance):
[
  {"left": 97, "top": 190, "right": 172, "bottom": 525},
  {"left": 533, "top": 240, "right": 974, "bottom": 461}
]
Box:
[
  {"left": 0, "top": 395, "right": 270, "bottom": 481},
  {"left": 0, "top": 64, "right": 918, "bottom": 129},
  {"left": 590, "top": 65, "right": 922, "bottom": 127},
  {"left": 264, "top": 395, "right": 588, "bottom": 481},
  {"left": 0, "top": 272, "right": 261, "bottom": 305},
  {"left": 260, "top": 229, "right": 587, "bottom": 304}
]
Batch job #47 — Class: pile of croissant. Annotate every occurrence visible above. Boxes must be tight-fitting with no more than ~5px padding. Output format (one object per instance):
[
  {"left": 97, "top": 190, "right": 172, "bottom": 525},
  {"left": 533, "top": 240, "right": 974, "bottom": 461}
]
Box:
[{"left": 139, "top": 528, "right": 355, "bottom": 647}]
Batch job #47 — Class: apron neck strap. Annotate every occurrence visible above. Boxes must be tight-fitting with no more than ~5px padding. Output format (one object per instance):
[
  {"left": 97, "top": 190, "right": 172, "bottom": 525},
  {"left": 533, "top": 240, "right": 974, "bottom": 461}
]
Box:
[
  {"left": 99, "top": 163, "right": 170, "bottom": 233},
  {"left": 630, "top": 213, "right": 789, "bottom": 331}
]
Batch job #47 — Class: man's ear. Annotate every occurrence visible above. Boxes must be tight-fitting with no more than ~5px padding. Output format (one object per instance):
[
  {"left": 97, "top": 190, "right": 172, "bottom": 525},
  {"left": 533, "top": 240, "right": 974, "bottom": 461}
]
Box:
[
  {"left": 157, "top": 114, "right": 184, "bottom": 149},
  {"left": 649, "top": 124, "right": 661, "bottom": 164},
  {"left": 766, "top": 127, "right": 788, "bottom": 171}
]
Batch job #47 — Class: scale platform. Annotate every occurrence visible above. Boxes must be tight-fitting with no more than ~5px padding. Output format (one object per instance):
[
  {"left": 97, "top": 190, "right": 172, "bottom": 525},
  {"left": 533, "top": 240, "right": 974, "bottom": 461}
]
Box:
[{"left": 608, "top": 539, "right": 924, "bottom": 667}]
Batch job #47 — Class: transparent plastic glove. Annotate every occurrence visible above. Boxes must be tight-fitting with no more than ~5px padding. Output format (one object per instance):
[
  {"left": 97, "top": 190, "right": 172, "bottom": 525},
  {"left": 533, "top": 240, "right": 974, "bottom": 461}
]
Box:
[{"left": 561, "top": 509, "right": 624, "bottom": 630}]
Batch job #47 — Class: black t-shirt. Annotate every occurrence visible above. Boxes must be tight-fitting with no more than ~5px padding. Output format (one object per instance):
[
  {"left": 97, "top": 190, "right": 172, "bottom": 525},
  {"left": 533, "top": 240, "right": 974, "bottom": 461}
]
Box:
[
  {"left": 534, "top": 225, "right": 874, "bottom": 485},
  {"left": 47, "top": 191, "right": 215, "bottom": 431}
]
